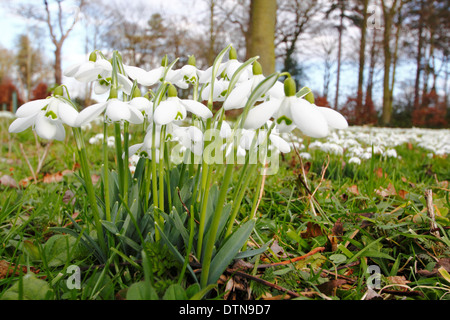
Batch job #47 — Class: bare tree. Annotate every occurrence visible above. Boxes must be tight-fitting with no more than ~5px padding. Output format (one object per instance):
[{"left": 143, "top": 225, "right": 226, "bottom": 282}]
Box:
[{"left": 12, "top": 0, "right": 85, "bottom": 86}]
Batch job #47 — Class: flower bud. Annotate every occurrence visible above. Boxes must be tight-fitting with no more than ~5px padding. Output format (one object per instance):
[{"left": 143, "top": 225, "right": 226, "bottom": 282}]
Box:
[
  {"left": 284, "top": 77, "right": 296, "bottom": 97},
  {"left": 161, "top": 55, "right": 168, "bottom": 67},
  {"left": 132, "top": 86, "right": 142, "bottom": 99},
  {"left": 229, "top": 47, "right": 238, "bottom": 60},
  {"left": 252, "top": 61, "right": 263, "bottom": 76},
  {"left": 109, "top": 87, "right": 118, "bottom": 99},
  {"left": 187, "top": 56, "right": 196, "bottom": 67},
  {"left": 53, "top": 85, "right": 64, "bottom": 97},
  {"left": 89, "top": 51, "right": 97, "bottom": 62},
  {"left": 167, "top": 84, "right": 178, "bottom": 98}
]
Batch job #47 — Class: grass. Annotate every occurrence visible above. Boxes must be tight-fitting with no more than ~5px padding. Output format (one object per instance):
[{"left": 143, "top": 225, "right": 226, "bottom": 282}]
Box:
[{"left": 0, "top": 116, "right": 449, "bottom": 300}]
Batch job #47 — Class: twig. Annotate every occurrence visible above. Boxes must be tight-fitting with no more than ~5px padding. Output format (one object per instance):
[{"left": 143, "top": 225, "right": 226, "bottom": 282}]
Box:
[
  {"left": 19, "top": 143, "right": 37, "bottom": 182},
  {"left": 425, "top": 189, "right": 441, "bottom": 239},
  {"left": 257, "top": 246, "right": 326, "bottom": 269},
  {"left": 177, "top": 188, "right": 199, "bottom": 224},
  {"left": 225, "top": 269, "right": 301, "bottom": 298}
]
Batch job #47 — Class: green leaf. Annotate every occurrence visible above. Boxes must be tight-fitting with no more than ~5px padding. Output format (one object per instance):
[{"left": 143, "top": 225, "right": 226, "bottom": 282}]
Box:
[
  {"left": 1, "top": 274, "right": 52, "bottom": 300},
  {"left": 329, "top": 253, "right": 347, "bottom": 265},
  {"left": 156, "top": 225, "right": 198, "bottom": 284},
  {"left": 44, "top": 234, "right": 84, "bottom": 267},
  {"left": 126, "top": 281, "right": 159, "bottom": 300},
  {"left": 296, "top": 86, "right": 314, "bottom": 104},
  {"left": 208, "top": 219, "right": 256, "bottom": 285},
  {"left": 225, "top": 55, "right": 259, "bottom": 100},
  {"left": 162, "top": 283, "right": 188, "bottom": 300},
  {"left": 189, "top": 284, "right": 216, "bottom": 300},
  {"left": 237, "top": 72, "right": 280, "bottom": 130}
]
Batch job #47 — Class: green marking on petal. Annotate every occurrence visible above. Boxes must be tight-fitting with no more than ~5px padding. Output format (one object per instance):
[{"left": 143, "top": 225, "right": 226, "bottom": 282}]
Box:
[
  {"left": 277, "top": 116, "right": 292, "bottom": 126},
  {"left": 175, "top": 111, "right": 183, "bottom": 120},
  {"left": 45, "top": 110, "right": 58, "bottom": 119}
]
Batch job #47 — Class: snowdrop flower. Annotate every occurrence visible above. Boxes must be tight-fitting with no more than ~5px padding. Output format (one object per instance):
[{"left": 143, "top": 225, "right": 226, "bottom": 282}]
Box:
[
  {"left": 128, "top": 96, "right": 153, "bottom": 120},
  {"left": 124, "top": 55, "right": 185, "bottom": 88},
  {"left": 201, "top": 79, "right": 229, "bottom": 102},
  {"left": 172, "top": 125, "right": 205, "bottom": 156},
  {"left": 385, "top": 148, "right": 398, "bottom": 158},
  {"left": 75, "top": 97, "right": 144, "bottom": 127},
  {"left": 299, "top": 152, "right": 311, "bottom": 160},
  {"left": 154, "top": 84, "right": 213, "bottom": 125},
  {"left": 64, "top": 52, "right": 132, "bottom": 95},
  {"left": 223, "top": 61, "right": 265, "bottom": 111},
  {"left": 8, "top": 87, "right": 78, "bottom": 141},
  {"left": 199, "top": 47, "right": 251, "bottom": 85},
  {"left": 128, "top": 124, "right": 167, "bottom": 162},
  {"left": 244, "top": 77, "right": 348, "bottom": 137},
  {"left": 348, "top": 157, "right": 361, "bottom": 165}
]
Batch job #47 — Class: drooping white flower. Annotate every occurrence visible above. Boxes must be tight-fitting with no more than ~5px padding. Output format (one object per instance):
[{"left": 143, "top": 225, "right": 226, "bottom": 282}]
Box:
[
  {"left": 124, "top": 56, "right": 187, "bottom": 89},
  {"left": 64, "top": 52, "right": 133, "bottom": 96},
  {"left": 75, "top": 98, "right": 144, "bottom": 127},
  {"left": 8, "top": 91, "right": 78, "bottom": 141},
  {"left": 172, "top": 125, "right": 205, "bottom": 156},
  {"left": 243, "top": 77, "right": 348, "bottom": 138},
  {"left": 153, "top": 85, "right": 213, "bottom": 125},
  {"left": 223, "top": 61, "right": 265, "bottom": 111},
  {"left": 348, "top": 156, "right": 362, "bottom": 165}
]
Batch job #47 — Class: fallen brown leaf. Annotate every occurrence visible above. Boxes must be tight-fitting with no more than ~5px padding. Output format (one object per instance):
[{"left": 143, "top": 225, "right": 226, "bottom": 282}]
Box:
[{"left": 0, "top": 175, "right": 17, "bottom": 188}]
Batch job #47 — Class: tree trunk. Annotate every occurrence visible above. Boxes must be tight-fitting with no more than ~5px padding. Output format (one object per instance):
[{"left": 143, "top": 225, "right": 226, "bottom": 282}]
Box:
[
  {"left": 357, "top": 0, "right": 369, "bottom": 119},
  {"left": 247, "top": 0, "right": 277, "bottom": 75},
  {"left": 413, "top": 7, "right": 424, "bottom": 112},
  {"left": 54, "top": 44, "right": 62, "bottom": 85},
  {"left": 334, "top": 0, "right": 345, "bottom": 109},
  {"left": 381, "top": 0, "right": 397, "bottom": 126}
]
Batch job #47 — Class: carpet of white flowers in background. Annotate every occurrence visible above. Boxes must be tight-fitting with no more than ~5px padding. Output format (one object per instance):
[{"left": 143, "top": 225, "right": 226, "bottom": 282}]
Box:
[{"left": 282, "top": 125, "right": 450, "bottom": 165}]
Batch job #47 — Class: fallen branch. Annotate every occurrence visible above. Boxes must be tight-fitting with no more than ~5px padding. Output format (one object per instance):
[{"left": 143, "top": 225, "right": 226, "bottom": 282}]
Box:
[
  {"left": 425, "top": 189, "right": 441, "bottom": 238},
  {"left": 257, "top": 246, "right": 326, "bottom": 269}
]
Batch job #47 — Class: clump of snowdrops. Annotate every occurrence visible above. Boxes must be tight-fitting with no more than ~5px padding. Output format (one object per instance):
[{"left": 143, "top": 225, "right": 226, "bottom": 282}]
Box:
[{"left": 8, "top": 45, "right": 348, "bottom": 289}]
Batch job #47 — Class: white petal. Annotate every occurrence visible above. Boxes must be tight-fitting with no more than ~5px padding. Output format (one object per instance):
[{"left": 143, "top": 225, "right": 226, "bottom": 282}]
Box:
[
  {"left": 290, "top": 98, "right": 329, "bottom": 138},
  {"left": 93, "top": 81, "right": 109, "bottom": 95},
  {"left": 94, "top": 59, "right": 112, "bottom": 73},
  {"left": 74, "top": 61, "right": 103, "bottom": 82},
  {"left": 269, "top": 134, "right": 291, "bottom": 153},
  {"left": 187, "top": 126, "right": 203, "bottom": 142},
  {"left": 35, "top": 112, "right": 62, "bottom": 140},
  {"left": 180, "top": 99, "right": 212, "bottom": 119},
  {"left": 153, "top": 100, "right": 181, "bottom": 125},
  {"left": 8, "top": 114, "right": 36, "bottom": 133},
  {"left": 130, "top": 97, "right": 153, "bottom": 113},
  {"left": 317, "top": 106, "right": 348, "bottom": 129},
  {"left": 16, "top": 99, "right": 49, "bottom": 118},
  {"left": 124, "top": 65, "right": 148, "bottom": 81},
  {"left": 105, "top": 100, "right": 131, "bottom": 122},
  {"left": 243, "top": 100, "right": 280, "bottom": 129},
  {"left": 63, "top": 62, "right": 82, "bottom": 77},
  {"left": 75, "top": 102, "right": 107, "bottom": 127},
  {"left": 129, "top": 143, "right": 144, "bottom": 156},
  {"left": 223, "top": 79, "right": 253, "bottom": 110},
  {"left": 57, "top": 101, "right": 79, "bottom": 127},
  {"left": 127, "top": 104, "right": 145, "bottom": 124},
  {"left": 219, "top": 121, "right": 232, "bottom": 138},
  {"left": 139, "top": 67, "right": 163, "bottom": 86},
  {"left": 118, "top": 73, "right": 133, "bottom": 95}
]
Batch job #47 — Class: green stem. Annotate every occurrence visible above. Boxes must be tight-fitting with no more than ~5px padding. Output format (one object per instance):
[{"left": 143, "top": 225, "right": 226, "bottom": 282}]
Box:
[
  {"left": 158, "top": 126, "right": 166, "bottom": 212},
  {"left": 196, "top": 164, "right": 214, "bottom": 258},
  {"left": 123, "top": 121, "right": 130, "bottom": 206},
  {"left": 102, "top": 122, "right": 111, "bottom": 222},
  {"left": 225, "top": 163, "right": 257, "bottom": 238},
  {"left": 73, "top": 127, "right": 107, "bottom": 256},
  {"left": 200, "top": 163, "right": 233, "bottom": 288},
  {"left": 114, "top": 122, "right": 124, "bottom": 199}
]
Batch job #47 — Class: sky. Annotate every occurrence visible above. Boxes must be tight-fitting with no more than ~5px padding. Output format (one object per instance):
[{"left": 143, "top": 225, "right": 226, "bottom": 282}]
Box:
[{"left": 0, "top": 0, "right": 435, "bottom": 110}]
